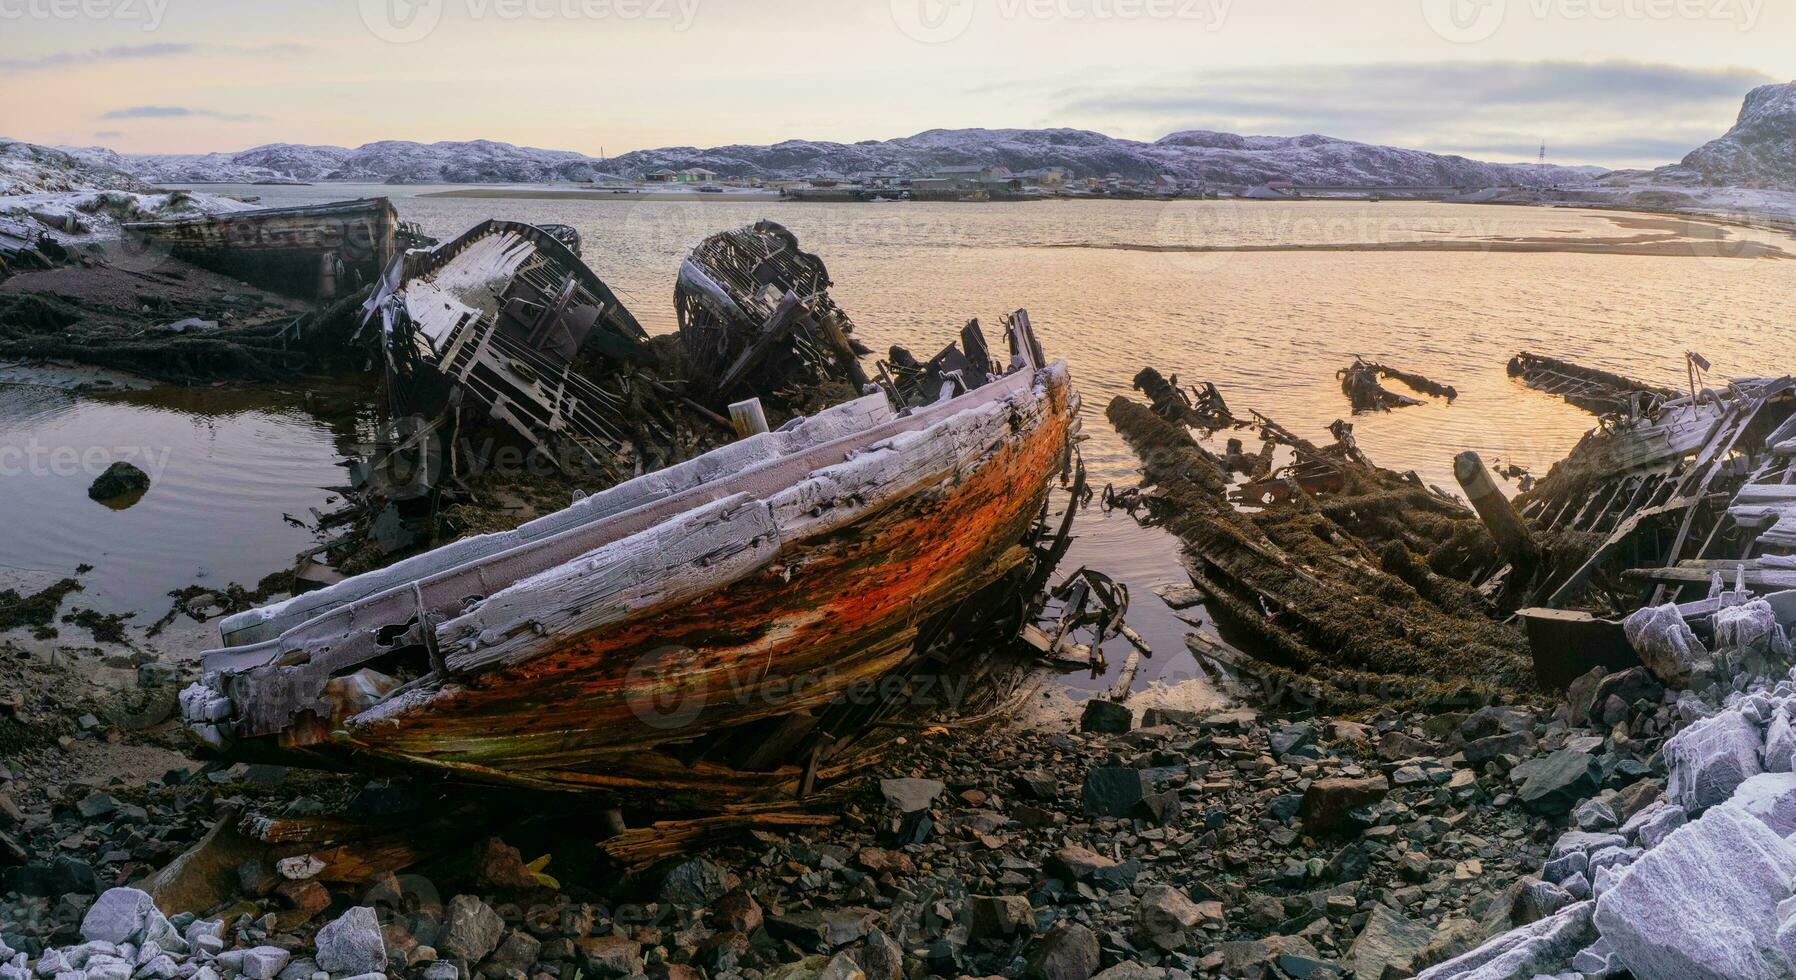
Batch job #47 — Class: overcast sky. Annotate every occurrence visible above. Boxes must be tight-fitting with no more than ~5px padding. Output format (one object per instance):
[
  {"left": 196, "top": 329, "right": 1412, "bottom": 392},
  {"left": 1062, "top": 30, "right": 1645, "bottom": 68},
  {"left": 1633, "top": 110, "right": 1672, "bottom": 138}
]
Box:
[{"left": 3, "top": 0, "right": 1790, "bottom": 167}]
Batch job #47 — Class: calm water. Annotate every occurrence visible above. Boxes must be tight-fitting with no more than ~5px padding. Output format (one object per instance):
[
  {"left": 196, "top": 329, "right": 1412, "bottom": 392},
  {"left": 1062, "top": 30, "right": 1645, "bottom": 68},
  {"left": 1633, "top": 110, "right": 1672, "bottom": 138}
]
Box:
[{"left": 10, "top": 186, "right": 1796, "bottom": 693}]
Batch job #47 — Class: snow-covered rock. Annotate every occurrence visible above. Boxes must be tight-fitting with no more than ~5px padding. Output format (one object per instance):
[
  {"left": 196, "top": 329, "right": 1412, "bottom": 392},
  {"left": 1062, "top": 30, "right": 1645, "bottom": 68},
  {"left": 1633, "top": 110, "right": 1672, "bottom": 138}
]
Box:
[
  {"left": 313, "top": 907, "right": 386, "bottom": 976},
  {"left": 1720, "top": 772, "right": 1796, "bottom": 837},
  {"left": 1622, "top": 603, "right": 1706, "bottom": 687},
  {"left": 1593, "top": 805, "right": 1796, "bottom": 980},
  {"left": 1412, "top": 901, "right": 1596, "bottom": 980},
  {"left": 1664, "top": 709, "right": 1764, "bottom": 813}
]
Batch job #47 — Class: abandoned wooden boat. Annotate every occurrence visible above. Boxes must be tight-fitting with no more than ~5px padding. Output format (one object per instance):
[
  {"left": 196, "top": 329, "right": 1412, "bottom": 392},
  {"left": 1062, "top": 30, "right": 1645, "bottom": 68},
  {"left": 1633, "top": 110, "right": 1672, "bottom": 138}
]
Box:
[
  {"left": 361, "top": 218, "right": 652, "bottom": 478},
  {"left": 676, "top": 221, "right": 871, "bottom": 406},
  {"left": 122, "top": 197, "right": 426, "bottom": 300},
  {"left": 184, "top": 313, "right": 1078, "bottom": 808}
]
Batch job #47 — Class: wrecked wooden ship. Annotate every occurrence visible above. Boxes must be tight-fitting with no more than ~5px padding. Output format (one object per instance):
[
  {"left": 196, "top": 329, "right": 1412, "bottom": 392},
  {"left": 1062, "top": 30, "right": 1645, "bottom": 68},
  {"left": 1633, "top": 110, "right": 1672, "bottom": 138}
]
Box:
[
  {"left": 123, "top": 197, "right": 432, "bottom": 300},
  {"left": 183, "top": 219, "right": 1081, "bottom": 811},
  {"left": 1109, "top": 345, "right": 1796, "bottom": 707}
]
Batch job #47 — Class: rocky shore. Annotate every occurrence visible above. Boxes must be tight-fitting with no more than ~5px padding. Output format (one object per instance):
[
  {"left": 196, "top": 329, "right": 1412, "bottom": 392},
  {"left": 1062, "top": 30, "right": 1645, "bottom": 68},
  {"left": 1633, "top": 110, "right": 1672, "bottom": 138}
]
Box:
[{"left": 0, "top": 589, "right": 1771, "bottom": 980}]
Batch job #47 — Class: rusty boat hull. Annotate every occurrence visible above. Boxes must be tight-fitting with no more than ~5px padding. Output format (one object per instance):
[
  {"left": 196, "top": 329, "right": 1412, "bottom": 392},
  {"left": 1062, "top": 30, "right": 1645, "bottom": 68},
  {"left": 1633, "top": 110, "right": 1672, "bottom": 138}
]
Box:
[{"left": 186, "top": 347, "right": 1076, "bottom": 808}]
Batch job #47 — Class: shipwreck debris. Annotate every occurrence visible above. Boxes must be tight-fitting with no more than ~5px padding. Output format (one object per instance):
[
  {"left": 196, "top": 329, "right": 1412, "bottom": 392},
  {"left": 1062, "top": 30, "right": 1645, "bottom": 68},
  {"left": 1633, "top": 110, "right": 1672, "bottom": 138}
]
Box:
[
  {"left": 1337, "top": 357, "right": 1455, "bottom": 413},
  {"left": 1106, "top": 371, "right": 1531, "bottom": 710},
  {"left": 676, "top": 221, "right": 871, "bottom": 410},
  {"left": 1507, "top": 351, "right": 1675, "bottom": 417}
]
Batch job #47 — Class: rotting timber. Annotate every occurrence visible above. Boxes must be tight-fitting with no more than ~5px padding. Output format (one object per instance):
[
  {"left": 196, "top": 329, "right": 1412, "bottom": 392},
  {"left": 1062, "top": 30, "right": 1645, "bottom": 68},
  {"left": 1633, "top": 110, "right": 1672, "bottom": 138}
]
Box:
[
  {"left": 1113, "top": 347, "right": 1796, "bottom": 705},
  {"left": 1106, "top": 384, "right": 1532, "bottom": 711},
  {"left": 186, "top": 265, "right": 1082, "bottom": 816}
]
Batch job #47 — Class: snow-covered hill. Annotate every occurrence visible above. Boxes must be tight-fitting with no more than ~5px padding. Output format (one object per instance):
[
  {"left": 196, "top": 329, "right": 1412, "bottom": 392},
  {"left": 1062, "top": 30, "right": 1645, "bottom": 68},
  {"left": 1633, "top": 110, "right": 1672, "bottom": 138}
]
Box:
[
  {"left": 609, "top": 128, "right": 1599, "bottom": 188},
  {"left": 1657, "top": 81, "right": 1796, "bottom": 189},
  {"left": 1, "top": 140, "right": 148, "bottom": 196},
  {"left": 67, "top": 130, "right": 1600, "bottom": 189}
]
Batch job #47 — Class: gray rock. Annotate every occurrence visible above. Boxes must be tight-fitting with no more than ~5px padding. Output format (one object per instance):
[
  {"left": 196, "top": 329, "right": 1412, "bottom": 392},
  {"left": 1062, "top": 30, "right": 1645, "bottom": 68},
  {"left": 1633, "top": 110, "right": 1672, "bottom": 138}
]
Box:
[
  {"left": 440, "top": 895, "right": 504, "bottom": 963},
  {"left": 1541, "top": 851, "right": 1587, "bottom": 886},
  {"left": 485, "top": 930, "right": 542, "bottom": 975},
  {"left": 1414, "top": 902, "right": 1596, "bottom": 980},
  {"left": 1573, "top": 798, "right": 1617, "bottom": 831},
  {"left": 315, "top": 906, "right": 387, "bottom": 976},
  {"left": 659, "top": 857, "right": 739, "bottom": 906},
  {"left": 1082, "top": 767, "right": 1150, "bottom": 818},
  {"left": 1463, "top": 731, "right": 1535, "bottom": 765},
  {"left": 79, "top": 889, "right": 166, "bottom": 947},
  {"left": 1026, "top": 923, "right": 1101, "bottom": 980},
  {"left": 1549, "top": 831, "right": 1626, "bottom": 862},
  {"left": 1516, "top": 880, "right": 1573, "bottom": 924},
  {"left": 1570, "top": 937, "right": 1621, "bottom": 977},
  {"left": 1623, "top": 603, "right": 1704, "bottom": 687},
  {"left": 1347, "top": 905, "right": 1432, "bottom": 980},
  {"left": 878, "top": 778, "right": 944, "bottom": 814},
  {"left": 1079, "top": 699, "right": 1132, "bottom": 734},
  {"left": 1768, "top": 711, "right": 1796, "bottom": 773},
  {"left": 239, "top": 947, "right": 290, "bottom": 980},
  {"left": 1665, "top": 709, "right": 1764, "bottom": 814},
  {"left": 1720, "top": 771, "right": 1796, "bottom": 836},
  {"left": 1594, "top": 805, "right": 1796, "bottom": 979},
  {"left": 421, "top": 965, "right": 459, "bottom": 980},
  {"left": 1620, "top": 802, "right": 1687, "bottom": 850},
  {"left": 1517, "top": 750, "right": 1603, "bottom": 815}
]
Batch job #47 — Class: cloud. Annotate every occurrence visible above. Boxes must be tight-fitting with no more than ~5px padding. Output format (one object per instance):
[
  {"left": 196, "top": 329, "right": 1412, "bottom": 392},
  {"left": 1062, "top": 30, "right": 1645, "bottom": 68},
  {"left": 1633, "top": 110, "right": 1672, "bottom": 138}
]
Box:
[
  {"left": 101, "top": 106, "right": 264, "bottom": 123},
  {"left": 0, "top": 42, "right": 194, "bottom": 73},
  {"left": 1, "top": 41, "right": 308, "bottom": 74},
  {"left": 1053, "top": 60, "right": 1776, "bottom": 168}
]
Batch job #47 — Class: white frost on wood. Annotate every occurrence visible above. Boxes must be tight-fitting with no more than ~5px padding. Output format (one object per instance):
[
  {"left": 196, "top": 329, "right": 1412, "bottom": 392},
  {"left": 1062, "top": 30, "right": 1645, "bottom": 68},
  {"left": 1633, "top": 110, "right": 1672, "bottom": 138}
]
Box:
[
  {"left": 427, "top": 376, "right": 1045, "bottom": 676},
  {"left": 217, "top": 393, "right": 896, "bottom": 646},
  {"left": 402, "top": 230, "right": 537, "bottom": 348}
]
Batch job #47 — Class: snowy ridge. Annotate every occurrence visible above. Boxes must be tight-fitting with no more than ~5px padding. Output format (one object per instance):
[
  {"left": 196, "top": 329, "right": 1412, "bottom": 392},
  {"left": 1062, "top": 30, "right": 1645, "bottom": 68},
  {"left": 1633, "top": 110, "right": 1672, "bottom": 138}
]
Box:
[
  {"left": 52, "top": 129, "right": 1601, "bottom": 189},
  {"left": 1662, "top": 81, "right": 1796, "bottom": 189}
]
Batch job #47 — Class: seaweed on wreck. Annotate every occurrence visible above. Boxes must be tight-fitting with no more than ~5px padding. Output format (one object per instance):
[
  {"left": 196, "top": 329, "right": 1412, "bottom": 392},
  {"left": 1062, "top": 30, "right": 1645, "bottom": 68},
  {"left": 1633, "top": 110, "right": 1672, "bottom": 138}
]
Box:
[{"left": 1107, "top": 394, "right": 1534, "bottom": 710}]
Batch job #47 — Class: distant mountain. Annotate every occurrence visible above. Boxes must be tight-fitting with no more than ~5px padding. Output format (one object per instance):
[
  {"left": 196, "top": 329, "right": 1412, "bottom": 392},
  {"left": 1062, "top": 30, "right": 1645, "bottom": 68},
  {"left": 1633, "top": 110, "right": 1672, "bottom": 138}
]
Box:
[
  {"left": 609, "top": 128, "right": 1600, "bottom": 188},
  {"left": 1655, "top": 81, "right": 1796, "bottom": 189},
  {"left": 55, "top": 130, "right": 1602, "bottom": 189},
  {"left": 0, "top": 140, "right": 146, "bottom": 196}
]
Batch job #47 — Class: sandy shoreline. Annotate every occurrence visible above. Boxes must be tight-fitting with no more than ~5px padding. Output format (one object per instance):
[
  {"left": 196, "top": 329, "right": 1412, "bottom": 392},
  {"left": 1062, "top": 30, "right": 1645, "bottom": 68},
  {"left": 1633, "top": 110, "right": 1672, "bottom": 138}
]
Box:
[
  {"left": 418, "top": 187, "right": 783, "bottom": 201},
  {"left": 1050, "top": 234, "right": 1794, "bottom": 260}
]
